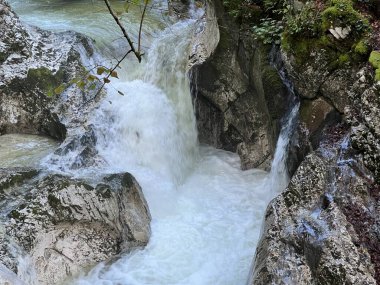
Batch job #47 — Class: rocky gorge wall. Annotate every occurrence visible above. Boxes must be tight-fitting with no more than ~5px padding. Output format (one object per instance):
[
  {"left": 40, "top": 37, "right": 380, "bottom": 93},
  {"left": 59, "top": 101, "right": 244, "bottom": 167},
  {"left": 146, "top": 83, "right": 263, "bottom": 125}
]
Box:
[
  {"left": 250, "top": 3, "right": 380, "bottom": 285},
  {"left": 1, "top": 0, "right": 380, "bottom": 283},
  {"left": 189, "top": 0, "right": 292, "bottom": 170},
  {"left": 248, "top": 45, "right": 380, "bottom": 285}
]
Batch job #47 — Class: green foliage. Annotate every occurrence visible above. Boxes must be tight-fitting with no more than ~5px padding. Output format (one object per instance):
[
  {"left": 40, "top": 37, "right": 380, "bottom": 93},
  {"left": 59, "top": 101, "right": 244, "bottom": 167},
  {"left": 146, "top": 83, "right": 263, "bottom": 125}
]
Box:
[
  {"left": 253, "top": 1, "right": 321, "bottom": 45},
  {"left": 263, "top": 0, "right": 291, "bottom": 15},
  {"left": 52, "top": 65, "right": 121, "bottom": 96},
  {"left": 321, "top": 0, "right": 370, "bottom": 37},
  {"left": 223, "top": 0, "right": 262, "bottom": 22},
  {"left": 285, "top": 2, "right": 322, "bottom": 37},
  {"left": 252, "top": 18, "right": 284, "bottom": 44},
  {"left": 280, "top": 0, "right": 372, "bottom": 69}
]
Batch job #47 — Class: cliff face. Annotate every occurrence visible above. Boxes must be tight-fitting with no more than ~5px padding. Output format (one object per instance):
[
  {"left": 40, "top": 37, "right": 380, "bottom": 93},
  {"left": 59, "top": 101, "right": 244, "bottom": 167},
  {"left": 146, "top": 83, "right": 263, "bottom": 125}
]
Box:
[
  {"left": 282, "top": 48, "right": 380, "bottom": 184},
  {"left": 189, "top": 0, "right": 292, "bottom": 170}
]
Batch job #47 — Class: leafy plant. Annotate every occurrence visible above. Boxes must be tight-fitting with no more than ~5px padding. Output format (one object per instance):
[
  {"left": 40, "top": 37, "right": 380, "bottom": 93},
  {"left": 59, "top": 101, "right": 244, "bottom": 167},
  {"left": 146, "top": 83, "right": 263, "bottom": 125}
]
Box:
[
  {"left": 285, "top": 2, "right": 322, "bottom": 38},
  {"left": 223, "top": 0, "right": 263, "bottom": 22},
  {"left": 263, "top": 0, "right": 291, "bottom": 15},
  {"left": 252, "top": 18, "right": 284, "bottom": 44},
  {"left": 51, "top": 65, "right": 121, "bottom": 97}
]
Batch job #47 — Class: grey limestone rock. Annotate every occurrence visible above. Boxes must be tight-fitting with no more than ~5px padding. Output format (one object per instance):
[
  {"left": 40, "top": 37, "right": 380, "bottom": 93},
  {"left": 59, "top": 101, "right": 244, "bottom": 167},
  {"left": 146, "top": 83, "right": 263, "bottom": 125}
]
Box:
[{"left": 0, "top": 172, "right": 151, "bottom": 285}]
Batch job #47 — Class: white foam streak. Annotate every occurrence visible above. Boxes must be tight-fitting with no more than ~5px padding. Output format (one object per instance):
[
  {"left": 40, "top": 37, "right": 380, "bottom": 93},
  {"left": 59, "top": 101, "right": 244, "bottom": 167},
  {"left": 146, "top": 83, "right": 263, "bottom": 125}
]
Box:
[{"left": 267, "top": 103, "right": 300, "bottom": 194}]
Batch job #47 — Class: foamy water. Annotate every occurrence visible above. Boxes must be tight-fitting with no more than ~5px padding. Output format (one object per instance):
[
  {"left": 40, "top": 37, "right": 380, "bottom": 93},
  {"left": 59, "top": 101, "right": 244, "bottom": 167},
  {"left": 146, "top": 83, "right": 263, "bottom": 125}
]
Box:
[{"left": 6, "top": 1, "right": 295, "bottom": 284}]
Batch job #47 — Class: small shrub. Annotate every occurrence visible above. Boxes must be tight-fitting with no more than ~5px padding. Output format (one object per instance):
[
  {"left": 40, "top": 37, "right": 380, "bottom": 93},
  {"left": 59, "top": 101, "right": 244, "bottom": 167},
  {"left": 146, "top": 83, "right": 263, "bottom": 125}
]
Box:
[
  {"left": 285, "top": 2, "right": 322, "bottom": 37},
  {"left": 252, "top": 18, "right": 284, "bottom": 44},
  {"left": 223, "top": 0, "right": 263, "bottom": 21},
  {"left": 263, "top": 0, "right": 291, "bottom": 15}
]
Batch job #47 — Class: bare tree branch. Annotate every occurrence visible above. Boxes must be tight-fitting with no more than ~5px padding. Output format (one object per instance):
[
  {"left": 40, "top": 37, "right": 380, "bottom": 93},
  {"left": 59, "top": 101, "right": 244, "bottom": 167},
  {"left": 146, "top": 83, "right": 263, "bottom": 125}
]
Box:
[
  {"left": 103, "top": 0, "right": 142, "bottom": 62},
  {"left": 138, "top": 0, "right": 149, "bottom": 53}
]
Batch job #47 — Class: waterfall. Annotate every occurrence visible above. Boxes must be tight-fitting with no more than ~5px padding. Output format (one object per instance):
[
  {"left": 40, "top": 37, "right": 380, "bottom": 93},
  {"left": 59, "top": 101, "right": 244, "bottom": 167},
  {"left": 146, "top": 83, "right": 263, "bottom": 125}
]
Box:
[{"left": 92, "top": 19, "right": 199, "bottom": 184}]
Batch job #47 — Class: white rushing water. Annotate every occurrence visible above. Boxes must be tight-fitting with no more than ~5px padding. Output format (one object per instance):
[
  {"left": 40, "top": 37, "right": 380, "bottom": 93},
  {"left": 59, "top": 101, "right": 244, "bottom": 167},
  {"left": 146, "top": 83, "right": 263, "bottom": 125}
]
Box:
[{"left": 7, "top": 1, "right": 296, "bottom": 284}]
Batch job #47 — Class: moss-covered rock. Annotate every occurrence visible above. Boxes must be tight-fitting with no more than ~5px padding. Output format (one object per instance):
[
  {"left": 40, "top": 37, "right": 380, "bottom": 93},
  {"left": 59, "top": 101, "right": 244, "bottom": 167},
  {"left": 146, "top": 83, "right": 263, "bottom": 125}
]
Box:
[
  {"left": 369, "top": 51, "right": 380, "bottom": 81},
  {"left": 322, "top": 0, "right": 370, "bottom": 38},
  {"left": 0, "top": 167, "right": 39, "bottom": 192},
  {"left": 26, "top": 67, "right": 65, "bottom": 97}
]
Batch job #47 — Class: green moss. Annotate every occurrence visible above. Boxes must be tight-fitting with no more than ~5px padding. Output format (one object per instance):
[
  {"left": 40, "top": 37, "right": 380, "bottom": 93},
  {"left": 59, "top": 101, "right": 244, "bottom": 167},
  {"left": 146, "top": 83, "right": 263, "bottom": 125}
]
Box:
[
  {"left": 281, "top": 34, "right": 322, "bottom": 63},
  {"left": 354, "top": 40, "right": 369, "bottom": 55},
  {"left": 321, "top": 0, "right": 369, "bottom": 38},
  {"left": 26, "top": 67, "right": 65, "bottom": 97},
  {"left": 369, "top": 51, "right": 380, "bottom": 69},
  {"left": 319, "top": 35, "right": 331, "bottom": 46},
  {"left": 338, "top": 53, "right": 350, "bottom": 64},
  {"left": 369, "top": 51, "right": 380, "bottom": 81},
  {"left": 262, "top": 66, "right": 283, "bottom": 92},
  {"left": 375, "top": 69, "right": 380, "bottom": 82}
]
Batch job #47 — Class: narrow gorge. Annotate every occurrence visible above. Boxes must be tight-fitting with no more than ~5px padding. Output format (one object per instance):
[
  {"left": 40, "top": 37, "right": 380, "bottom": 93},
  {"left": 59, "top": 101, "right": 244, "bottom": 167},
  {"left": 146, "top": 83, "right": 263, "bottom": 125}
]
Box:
[{"left": 0, "top": 0, "right": 379, "bottom": 284}]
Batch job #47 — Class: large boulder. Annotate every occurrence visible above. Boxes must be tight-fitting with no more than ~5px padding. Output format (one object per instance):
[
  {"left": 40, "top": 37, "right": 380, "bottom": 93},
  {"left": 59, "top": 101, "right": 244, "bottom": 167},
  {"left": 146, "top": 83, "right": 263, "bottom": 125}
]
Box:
[
  {"left": 0, "top": 170, "right": 151, "bottom": 285},
  {"left": 0, "top": 0, "right": 99, "bottom": 141},
  {"left": 189, "top": 0, "right": 291, "bottom": 170}
]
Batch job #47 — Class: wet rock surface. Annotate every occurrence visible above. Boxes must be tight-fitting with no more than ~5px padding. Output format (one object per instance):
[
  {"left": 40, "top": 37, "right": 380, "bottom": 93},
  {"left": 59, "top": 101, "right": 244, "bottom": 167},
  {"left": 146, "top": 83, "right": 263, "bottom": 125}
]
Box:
[
  {"left": 250, "top": 130, "right": 379, "bottom": 284},
  {"left": 0, "top": 168, "right": 39, "bottom": 194},
  {"left": 0, "top": 0, "right": 99, "bottom": 141},
  {"left": 0, "top": 172, "right": 151, "bottom": 285},
  {"left": 189, "top": 0, "right": 291, "bottom": 170},
  {"left": 282, "top": 46, "right": 380, "bottom": 184},
  {"left": 251, "top": 42, "right": 380, "bottom": 283}
]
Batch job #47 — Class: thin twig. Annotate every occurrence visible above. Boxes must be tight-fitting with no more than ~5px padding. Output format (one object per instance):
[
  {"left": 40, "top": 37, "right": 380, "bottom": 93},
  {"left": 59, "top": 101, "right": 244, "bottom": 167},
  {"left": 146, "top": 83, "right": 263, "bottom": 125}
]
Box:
[
  {"left": 103, "top": 0, "right": 141, "bottom": 62},
  {"left": 138, "top": 0, "right": 149, "bottom": 53}
]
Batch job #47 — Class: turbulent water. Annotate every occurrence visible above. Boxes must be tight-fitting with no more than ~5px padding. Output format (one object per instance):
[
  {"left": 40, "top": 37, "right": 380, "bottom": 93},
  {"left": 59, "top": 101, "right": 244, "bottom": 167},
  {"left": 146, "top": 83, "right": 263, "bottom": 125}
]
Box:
[
  {"left": 7, "top": 1, "right": 295, "bottom": 284},
  {"left": 0, "top": 134, "right": 58, "bottom": 168}
]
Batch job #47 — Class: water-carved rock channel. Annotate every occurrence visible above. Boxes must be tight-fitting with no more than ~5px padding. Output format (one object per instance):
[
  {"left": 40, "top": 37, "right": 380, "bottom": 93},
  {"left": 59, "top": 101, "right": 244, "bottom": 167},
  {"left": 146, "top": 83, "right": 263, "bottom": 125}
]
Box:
[{"left": 1, "top": 0, "right": 380, "bottom": 284}]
